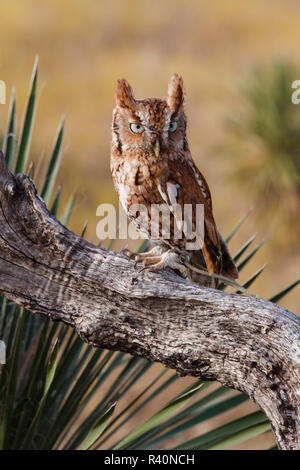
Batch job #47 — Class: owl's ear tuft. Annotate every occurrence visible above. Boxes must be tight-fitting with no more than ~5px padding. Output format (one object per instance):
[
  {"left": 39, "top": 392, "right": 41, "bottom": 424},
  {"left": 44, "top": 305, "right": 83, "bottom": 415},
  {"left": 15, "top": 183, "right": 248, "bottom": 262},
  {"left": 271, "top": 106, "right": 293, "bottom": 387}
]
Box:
[
  {"left": 167, "top": 74, "right": 184, "bottom": 113},
  {"left": 116, "top": 79, "right": 136, "bottom": 110}
]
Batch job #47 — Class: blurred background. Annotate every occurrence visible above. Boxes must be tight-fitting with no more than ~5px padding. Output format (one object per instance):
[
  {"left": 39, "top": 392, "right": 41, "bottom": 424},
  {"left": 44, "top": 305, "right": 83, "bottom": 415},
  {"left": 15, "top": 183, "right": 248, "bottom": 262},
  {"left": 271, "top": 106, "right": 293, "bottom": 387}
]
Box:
[{"left": 0, "top": 0, "right": 299, "bottom": 449}]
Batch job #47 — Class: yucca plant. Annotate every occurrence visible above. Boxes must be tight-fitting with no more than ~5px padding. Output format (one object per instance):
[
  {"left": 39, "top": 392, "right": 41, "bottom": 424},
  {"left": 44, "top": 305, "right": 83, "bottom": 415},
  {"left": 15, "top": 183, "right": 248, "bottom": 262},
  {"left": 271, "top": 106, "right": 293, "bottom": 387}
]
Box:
[
  {"left": 0, "top": 59, "right": 299, "bottom": 451},
  {"left": 219, "top": 60, "right": 300, "bottom": 248}
]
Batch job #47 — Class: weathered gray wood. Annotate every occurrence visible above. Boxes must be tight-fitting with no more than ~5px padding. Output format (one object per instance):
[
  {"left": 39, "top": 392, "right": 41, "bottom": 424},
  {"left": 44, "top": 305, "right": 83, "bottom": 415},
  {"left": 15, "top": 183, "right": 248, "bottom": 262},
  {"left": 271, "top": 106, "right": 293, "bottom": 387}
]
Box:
[{"left": 0, "top": 152, "right": 299, "bottom": 450}]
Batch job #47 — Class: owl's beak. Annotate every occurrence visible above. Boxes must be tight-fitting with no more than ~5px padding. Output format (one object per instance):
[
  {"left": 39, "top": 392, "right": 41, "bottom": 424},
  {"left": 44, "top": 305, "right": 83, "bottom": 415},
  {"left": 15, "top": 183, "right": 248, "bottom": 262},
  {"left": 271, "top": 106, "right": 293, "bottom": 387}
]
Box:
[{"left": 153, "top": 139, "right": 160, "bottom": 157}]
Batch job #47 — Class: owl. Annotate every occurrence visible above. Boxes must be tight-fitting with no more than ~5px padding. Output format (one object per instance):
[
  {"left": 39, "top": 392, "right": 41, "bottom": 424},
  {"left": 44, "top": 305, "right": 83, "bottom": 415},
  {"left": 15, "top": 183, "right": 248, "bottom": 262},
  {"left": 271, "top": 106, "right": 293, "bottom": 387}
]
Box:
[{"left": 110, "top": 74, "right": 238, "bottom": 287}]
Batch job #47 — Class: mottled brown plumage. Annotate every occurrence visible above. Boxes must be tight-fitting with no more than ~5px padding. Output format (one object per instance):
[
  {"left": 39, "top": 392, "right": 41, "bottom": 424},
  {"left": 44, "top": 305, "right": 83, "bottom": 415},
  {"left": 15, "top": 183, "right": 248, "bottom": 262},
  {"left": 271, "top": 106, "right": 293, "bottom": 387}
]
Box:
[{"left": 110, "top": 75, "right": 238, "bottom": 287}]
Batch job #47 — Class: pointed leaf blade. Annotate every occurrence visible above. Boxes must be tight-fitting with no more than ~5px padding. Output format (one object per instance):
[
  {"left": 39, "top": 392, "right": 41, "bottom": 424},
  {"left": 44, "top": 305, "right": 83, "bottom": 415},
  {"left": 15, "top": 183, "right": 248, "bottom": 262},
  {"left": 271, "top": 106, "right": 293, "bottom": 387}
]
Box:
[
  {"left": 205, "top": 422, "right": 271, "bottom": 450},
  {"left": 226, "top": 207, "right": 254, "bottom": 243},
  {"left": 41, "top": 116, "right": 65, "bottom": 205},
  {"left": 3, "top": 87, "right": 16, "bottom": 171},
  {"left": 61, "top": 193, "right": 75, "bottom": 227},
  {"left": 269, "top": 278, "right": 300, "bottom": 303},
  {"left": 15, "top": 56, "right": 38, "bottom": 174},
  {"left": 115, "top": 382, "right": 205, "bottom": 450},
  {"left": 79, "top": 402, "right": 116, "bottom": 450},
  {"left": 51, "top": 186, "right": 62, "bottom": 216}
]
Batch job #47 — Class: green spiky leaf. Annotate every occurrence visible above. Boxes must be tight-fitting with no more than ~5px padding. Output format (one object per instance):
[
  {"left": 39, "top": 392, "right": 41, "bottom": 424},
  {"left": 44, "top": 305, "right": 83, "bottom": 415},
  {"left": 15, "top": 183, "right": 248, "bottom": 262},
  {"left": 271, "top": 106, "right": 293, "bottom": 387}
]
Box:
[
  {"left": 175, "top": 411, "right": 268, "bottom": 450},
  {"left": 225, "top": 207, "right": 254, "bottom": 243},
  {"left": 61, "top": 193, "right": 75, "bottom": 227},
  {"left": 41, "top": 116, "right": 65, "bottom": 205},
  {"left": 269, "top": 278, "right": 300, "bottom": 303},
  {"left": 15, "top": 57, "right": 38, "bottom": 174},
  {"left": 51, "top": 186, "right": 62, "bottom": 216},
  {"left": 115, "top": 382, "right": 205, "bottom": 450},
  {"left": 79, "top": 402, "right": 116, "bottom": 450},
  {"left": 3, "top": 87, "right": 16, "bottom": 171}
]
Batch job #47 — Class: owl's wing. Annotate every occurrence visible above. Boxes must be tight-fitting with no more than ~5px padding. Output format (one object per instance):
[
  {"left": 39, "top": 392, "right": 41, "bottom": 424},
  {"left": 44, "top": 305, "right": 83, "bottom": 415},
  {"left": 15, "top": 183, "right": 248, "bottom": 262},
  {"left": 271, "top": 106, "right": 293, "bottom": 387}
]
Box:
[{"left": 157, "top": 158, "right": 223, "bottom": 276}]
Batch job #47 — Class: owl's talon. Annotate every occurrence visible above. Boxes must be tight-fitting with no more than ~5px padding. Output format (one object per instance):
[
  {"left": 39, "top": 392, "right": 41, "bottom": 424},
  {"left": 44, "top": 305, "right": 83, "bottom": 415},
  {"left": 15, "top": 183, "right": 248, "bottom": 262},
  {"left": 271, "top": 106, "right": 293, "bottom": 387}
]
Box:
[
  {"left": 138, "top": 265, "right": 150, "bottom": 274},
  {"left": 129, "top": 245, "right": 166, "bottom": 265},
  {"left": 135, "top": 250, "right": 188, "bottom": 278}
]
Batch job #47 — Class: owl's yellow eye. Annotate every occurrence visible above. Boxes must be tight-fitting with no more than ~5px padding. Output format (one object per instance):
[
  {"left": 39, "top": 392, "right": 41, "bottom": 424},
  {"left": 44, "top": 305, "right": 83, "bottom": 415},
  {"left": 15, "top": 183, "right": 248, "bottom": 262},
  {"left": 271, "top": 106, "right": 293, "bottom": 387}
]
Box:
[
  {"left": 130, "top": 123, "right": 144, "bottom": 134},
  {"left": 170, "top": 121, "right": 178, "bottom": 132}
]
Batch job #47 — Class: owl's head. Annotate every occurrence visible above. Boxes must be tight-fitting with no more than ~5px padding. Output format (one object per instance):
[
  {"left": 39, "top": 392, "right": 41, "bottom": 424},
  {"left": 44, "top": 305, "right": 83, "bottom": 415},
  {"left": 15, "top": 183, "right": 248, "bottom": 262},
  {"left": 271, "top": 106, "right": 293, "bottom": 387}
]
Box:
[{"left": 112, "top": 74, "right": 187, "bottom": 157}]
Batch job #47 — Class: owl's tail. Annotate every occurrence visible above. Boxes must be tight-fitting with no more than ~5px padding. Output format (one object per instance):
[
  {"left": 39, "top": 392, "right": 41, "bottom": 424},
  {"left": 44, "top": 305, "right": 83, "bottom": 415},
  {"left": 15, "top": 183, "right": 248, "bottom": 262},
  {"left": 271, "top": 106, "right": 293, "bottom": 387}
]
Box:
[
  {"left": 187, "top": 231, "right": 238, "bottom": 288},
  {"left": 218, "top": 232, "right": 239, "bottom": 280}
]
